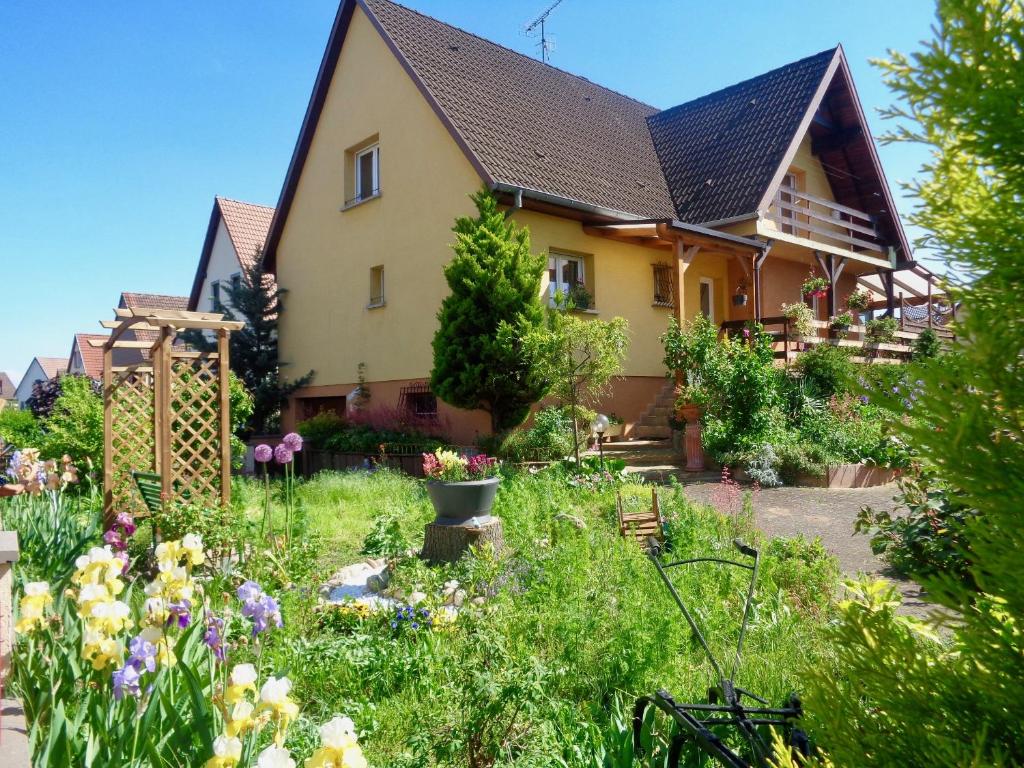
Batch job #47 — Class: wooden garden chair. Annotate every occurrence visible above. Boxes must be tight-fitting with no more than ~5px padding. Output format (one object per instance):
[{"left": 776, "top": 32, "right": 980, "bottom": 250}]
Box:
[
  {"left": 617, "top": 488, "right": 665, "bottom": 545},
  {"left": 131, "top": 471, "right": 165, "bottom": 546}
]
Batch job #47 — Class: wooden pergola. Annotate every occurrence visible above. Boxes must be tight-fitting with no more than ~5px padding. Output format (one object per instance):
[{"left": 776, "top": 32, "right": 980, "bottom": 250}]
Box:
[{"left": 96, "top": 306, "right": 244, "bottom": 521}]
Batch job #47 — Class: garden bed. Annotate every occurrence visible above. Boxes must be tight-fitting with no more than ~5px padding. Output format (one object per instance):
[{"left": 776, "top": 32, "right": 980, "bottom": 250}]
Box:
[
  {"left": 301, "top": 446, "right": 477, "bottom": 478},
  {"left": 734, "top": 463, "right": 899, "bottom": 488}
]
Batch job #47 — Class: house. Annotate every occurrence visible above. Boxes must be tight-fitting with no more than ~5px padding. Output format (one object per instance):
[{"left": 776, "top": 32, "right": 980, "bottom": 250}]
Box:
[
  {"left": 0, "top": 373, "right": 16, "bottom": 410},
  {"left": 188, "top": 197, "right": 276, "bottom": 317},
  {"left": 111, "top": 292, "right": 190, "bottom": 366},
  {"left": 67, "top": 333, "right": 108, "bottom": 379},
  {"left": 14, "top": 357, "right": 67, "bottom": 406},
  {"left": 263, "top": 0, "right": 918, "bottom": 443}
]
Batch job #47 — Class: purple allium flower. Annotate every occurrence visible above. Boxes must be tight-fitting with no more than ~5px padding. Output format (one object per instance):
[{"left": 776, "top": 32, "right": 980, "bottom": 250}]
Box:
[
  {"left": 166, "top": 599, "right": 192, "bottom": 629},
  {"left": 282, "top": 432, "right": 303, "bottom": 452},
  {"left": 113, "top": 663, "right": 141, "bottom": 700},
  {"left": 204, "top": 614, "right": 225, "bottom": 661},
  {"left": 273, "top": 444, "right": 294, "bottom": 465},
  {"left": 254, "top": 444, "right": 273, "bottom": 463},
  {"left": 128, "top": 636, "right": 157, "bottom": 674}
]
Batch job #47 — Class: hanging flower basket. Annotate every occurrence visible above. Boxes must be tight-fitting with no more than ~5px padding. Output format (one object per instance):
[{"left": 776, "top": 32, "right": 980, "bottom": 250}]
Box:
[{"left": 801, "top": 276, "right": 830, "bottom": 299}]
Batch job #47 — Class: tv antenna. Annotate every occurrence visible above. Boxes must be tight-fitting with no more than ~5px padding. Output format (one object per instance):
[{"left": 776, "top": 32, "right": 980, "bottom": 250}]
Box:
[{"left": 524, "top": 0, "right": 567, "bottom": 63}]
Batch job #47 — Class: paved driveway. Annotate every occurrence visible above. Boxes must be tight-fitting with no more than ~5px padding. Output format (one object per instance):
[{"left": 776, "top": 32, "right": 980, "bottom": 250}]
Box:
[{"left": 680, "top": 479, "right": 934, "bottom": 616}]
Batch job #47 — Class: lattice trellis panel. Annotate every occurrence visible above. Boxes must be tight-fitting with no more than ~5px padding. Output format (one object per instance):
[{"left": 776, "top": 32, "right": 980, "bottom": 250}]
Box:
[
  {"left": 168, "top": 355, "right": 223, "bottom": 508},
  {"left": 109, "top": 370, "right": 155, "bottom": 515}
]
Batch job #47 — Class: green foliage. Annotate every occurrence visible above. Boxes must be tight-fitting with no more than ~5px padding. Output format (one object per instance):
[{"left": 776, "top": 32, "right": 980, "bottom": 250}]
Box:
[
  {"left": 803, "top": 3, "right": 1024, "bottom": 764},
  {"left": 865, "top": 315, "right": 899, "bottom": 342},
  {"left": 856, "top": 473, "right": 977, "bottom": 584},
  {"left": 846, "top": 287, "right": 872, "bottom": 312},
  {"left": 324, "top": 426, "right": 448, "bottom": 454},
  {"left": 781, "top": 302, "right": 814, "bottom": 338},
  {"left": 496, "top": 406, "right": 575, "bottom": 462},
  {"left": 40, "top": 374, "right": 103, "bottom": 467},
  {"left": 518, "top": 311, "right": 630, "bottom": 434},
  {"left": 185, "top": 256, "right": 313, "bottom": 434},
  {"left": 296, "top": 411, "right": 346, "bottom": 449},
  {"left": 661, "top": 315, "right": 727, "bottom": 406},
  {"left": 228, "top": 372, "right": 254, "bottom": 467},
  {"left": 0, "top": 407, "right": 44, "bottom": 450},
  {"left": 360, "top": 511, "right": 410, "bottom": 560},
  {"left": 912, "top": 327, "right": 942, "bottom": 360},
  {"left": 430, "top": 189, "right": 548, "bottom": 433}
]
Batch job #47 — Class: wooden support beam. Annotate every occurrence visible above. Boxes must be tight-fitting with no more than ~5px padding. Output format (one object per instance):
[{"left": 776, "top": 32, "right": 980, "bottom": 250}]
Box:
[
  {"left": 102, "top": 342, "right": 113, "bottom": 523},
  {"left": 752, "top": 242, "right": 772, "bottom": 321},
  {"left": 217, "top": 329, "right": 232, "bottom": 509},
  {"left": 91, "top": 339, "right": 153, "bottom": 349}
]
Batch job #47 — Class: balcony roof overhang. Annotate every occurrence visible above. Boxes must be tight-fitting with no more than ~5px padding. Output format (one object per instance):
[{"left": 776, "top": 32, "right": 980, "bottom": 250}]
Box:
[{"left": 582, "top": 219, "right": 766, "bottom": 256}]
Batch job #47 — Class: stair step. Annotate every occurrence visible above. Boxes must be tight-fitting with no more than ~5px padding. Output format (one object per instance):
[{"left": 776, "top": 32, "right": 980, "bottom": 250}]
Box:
[
  {"left": 633, "top": 425, "right": 672, "bottom": 439},
  {"left": 598, "top": 439, "right": 671, "bottom": 453}
]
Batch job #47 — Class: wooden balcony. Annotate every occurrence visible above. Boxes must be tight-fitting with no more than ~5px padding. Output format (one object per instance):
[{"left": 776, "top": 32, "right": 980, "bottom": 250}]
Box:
[{"left": 765, "top": 187, "right": 888, "bottom": 261}]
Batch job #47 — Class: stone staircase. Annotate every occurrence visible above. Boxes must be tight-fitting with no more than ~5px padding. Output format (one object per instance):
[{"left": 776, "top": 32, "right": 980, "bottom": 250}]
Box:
[{"left": 632, "top": 380, "right": 676, "bottom": 439}]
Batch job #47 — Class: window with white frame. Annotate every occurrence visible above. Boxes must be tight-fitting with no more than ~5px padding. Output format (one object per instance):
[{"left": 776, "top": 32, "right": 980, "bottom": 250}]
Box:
[
  {"left": 547, "top": 252, "right": 584, "bottom": 306},
  {"left": 699, "top": 277, "right": 715, "bottom": 322},
  {"left": 354, "top": 145, "right": 379, "bottom": 203}
]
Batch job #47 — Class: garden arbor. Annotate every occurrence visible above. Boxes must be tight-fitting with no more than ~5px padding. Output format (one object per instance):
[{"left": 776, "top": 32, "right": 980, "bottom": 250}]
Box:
[{"left": 97, "top": 306, "right": 243, "bottom": 521}]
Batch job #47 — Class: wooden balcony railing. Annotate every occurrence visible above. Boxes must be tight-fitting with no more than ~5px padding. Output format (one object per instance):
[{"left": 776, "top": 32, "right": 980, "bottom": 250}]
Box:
[
  {"left": 767, "top": 187, "right": 886, "bottom": 255},
  {"left": 721, "top": 317, "right": 928, "bottom": 365}
]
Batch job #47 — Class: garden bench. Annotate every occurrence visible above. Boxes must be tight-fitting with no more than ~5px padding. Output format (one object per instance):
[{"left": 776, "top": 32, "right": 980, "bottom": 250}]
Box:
[{"left": 617, "top": 488, "right": 664, "bottom": 544}]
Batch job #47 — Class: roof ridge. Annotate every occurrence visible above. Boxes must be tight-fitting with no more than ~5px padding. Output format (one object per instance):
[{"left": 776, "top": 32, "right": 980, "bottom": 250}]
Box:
[
  {"left": 216, "top": 196, "right": 276, "bottom": 211},
  {"left": 655, "top": 46, "right": 839, "bottom": 119},
  {"left": 363, "top": 0, "right": 660, "bottom": 112}
]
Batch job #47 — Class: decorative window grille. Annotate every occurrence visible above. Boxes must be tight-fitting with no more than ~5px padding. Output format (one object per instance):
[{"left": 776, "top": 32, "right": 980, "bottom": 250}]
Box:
[
  {"left": 369, "top": 266, "right": 385, "bottom": 307},
  {"left": 399, "top": 381, "right": 438, "bottom": 418},
  {"left": 652, "top": 264, "right": 674, "bottom": 306},
  {"left": 354, "top": 145, "right": 379, "bottom": 202}
]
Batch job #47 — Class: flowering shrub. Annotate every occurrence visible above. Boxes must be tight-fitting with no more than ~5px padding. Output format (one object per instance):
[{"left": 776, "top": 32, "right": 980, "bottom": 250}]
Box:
[
  {"left": 5, "top": 448, "right": 79, "bottom": 495},
  {"left": 422, "top": 449, "right": 499, "bottom": 482},
  {"left": 781, "top": 302, "right": 815, "bottom": 338}
]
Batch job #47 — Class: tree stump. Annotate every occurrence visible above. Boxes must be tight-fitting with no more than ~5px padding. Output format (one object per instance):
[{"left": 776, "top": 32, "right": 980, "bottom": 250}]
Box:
[{"left": 421, "top": 517, "right": 504, "bottom": 565}]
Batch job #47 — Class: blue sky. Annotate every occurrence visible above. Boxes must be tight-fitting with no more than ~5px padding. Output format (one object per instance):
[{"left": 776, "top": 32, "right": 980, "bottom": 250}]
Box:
[{"left": 0, "top": 0, "right": 939, "bottom": 384}]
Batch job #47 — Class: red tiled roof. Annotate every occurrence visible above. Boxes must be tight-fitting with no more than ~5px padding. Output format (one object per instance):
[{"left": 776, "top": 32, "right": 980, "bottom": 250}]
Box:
[
  {"left": 0, "top": 372, "right": 15, "bottom": 399},
  {"left": 119, "top": 292, "right": 190, "bottom": 311},
  {"left": 36, "top": 357, "right": 68, "bottom": 380},
  {"left": 217, "top": 197, "right": 275, "bottom": 271},
  {"left": 71, "top": 333, "right": 107, "bottom": 379}
]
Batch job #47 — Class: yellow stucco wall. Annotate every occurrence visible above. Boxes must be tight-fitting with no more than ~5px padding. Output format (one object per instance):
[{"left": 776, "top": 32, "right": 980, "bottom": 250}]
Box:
[{"left": 275, "top": 6, "right": 483, "bottom": 388}]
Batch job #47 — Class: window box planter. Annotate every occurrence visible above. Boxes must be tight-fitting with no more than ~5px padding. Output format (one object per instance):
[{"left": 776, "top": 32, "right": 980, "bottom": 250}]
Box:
[{"left": 425, "top": 476, "right": 500, "bottom": 526}]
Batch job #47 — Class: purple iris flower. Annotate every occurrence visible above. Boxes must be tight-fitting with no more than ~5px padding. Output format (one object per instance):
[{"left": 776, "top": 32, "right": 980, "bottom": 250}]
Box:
[
  {"left": 113, "top": 664, "right": 141, "bottom": 701},
  {"left": 237, "top": 581, "right": 283, "bottom": 636},
  {"left": 204, "top": 614, "right": 225, "bottom": 661},
  {"left": 166, "top": 599, "right": 192, "bottom": 629},
  {"left": 128, "top": 636, "right": 157, "bottom": 674},
  {"left": 104, "top": 529, "right": 125, "bottom": 548},
  {"left": 859, "top": 395, "right": 869, "bottom": 405},
  {"left": 115, "top": 512, "right": 137, "bottom": 536},
  {"left": 237, "top": 580, "right": 262, "bottom": 602}
]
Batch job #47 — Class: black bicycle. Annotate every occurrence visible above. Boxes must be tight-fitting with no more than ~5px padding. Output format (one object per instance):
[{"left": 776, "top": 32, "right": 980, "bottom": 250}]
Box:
[{"left": 632, "top": 538, "right": 809, "bottom": 767}]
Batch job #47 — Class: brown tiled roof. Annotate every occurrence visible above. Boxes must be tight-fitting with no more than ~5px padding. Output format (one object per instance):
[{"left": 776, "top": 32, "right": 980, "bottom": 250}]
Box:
[
  {"left": 363, "top": 0, "right": 675, "bottom": 219},
  {"left": 265, "top": 0, "right": 910, "bottom": 265},
  {"left": 36, "top": 357, "right": 68, "bottom": 380},
  {"left": 0, "top": 372, "right": 15, "bottom": 399},
  {"left": 648, "top": 49, "right": 837, "bottom": 224},
  {"left": 217, "top": 197, "right": 275, "bottom": 271},
  {"left": 119, "top": 292, "right": 190, "bottom": 311},
  {"left": 71, "top": 333, "right": 107, "bottom": 379}
]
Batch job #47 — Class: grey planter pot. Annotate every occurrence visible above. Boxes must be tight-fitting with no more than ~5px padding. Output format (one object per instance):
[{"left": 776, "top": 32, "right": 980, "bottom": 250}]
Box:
[{"left": 426, "top": 476, "right": 500, "bottom": 526}]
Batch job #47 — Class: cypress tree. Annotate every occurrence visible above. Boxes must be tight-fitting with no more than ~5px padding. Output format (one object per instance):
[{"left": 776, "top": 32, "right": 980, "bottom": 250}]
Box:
[{"left": 430, "top": 189, "right": 548, "bottom": 434}]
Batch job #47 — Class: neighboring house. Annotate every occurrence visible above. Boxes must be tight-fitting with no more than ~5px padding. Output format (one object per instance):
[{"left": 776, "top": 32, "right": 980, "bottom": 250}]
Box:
[
  {"left": 188, "top": 197, "right": 276, "bottom": 317},
  {"left": 14, "top": 357, "right": 67, "bottom": 406},
  {"left": 263, "top": 0, "right": 917, "bottom": 443},
  {"left": 67, "top": 333, "right": 108, "bottom": 379},
  {"left": 113, "top": 292, "right": 190, "bottom": 366},
  {"left": 0, "top": 372, "right": 16, "bottom": 410}
]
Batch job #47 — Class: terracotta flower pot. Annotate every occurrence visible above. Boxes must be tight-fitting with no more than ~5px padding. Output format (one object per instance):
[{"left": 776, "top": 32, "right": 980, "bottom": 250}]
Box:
[{"left": 426, "top": 476, "right": 500, "bottom": 526}]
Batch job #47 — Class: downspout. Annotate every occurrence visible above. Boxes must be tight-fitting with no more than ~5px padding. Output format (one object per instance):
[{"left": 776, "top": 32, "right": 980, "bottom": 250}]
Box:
[{"left": 503, "top": 187, "right": 523, "bottom": 220}]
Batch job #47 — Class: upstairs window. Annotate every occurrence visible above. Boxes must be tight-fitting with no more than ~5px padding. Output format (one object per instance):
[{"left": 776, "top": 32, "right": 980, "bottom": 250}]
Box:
[
  {"left": 652, "top": 263, "right": 674, "bottom": 306},
  {"left": 210, "top": 281, "right": 222, "bottom": 312},
  {"left": 368, "top": 265, "right": 385, "bottom": 308},
  {"left": 354, "top": 145, "right": 379, "bottom": 203},
  {"left": 230, "top": 273, "right": 242, "bottom": 300}
]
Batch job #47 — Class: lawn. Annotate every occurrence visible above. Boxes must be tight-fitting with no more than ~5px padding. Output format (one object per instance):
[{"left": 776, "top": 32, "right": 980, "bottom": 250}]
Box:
[{"left": 4, "top": 460, "right": 841, "bottom": 766}]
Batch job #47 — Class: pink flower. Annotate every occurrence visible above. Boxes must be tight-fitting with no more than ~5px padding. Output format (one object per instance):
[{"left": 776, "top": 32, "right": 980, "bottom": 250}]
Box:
[
  {"left": 254, "top": 444, "right": 273, "bottom": 463},
  {"left": 282, "top": 432, "right": 303, "bottom": 452},
  {"left": 422, "top": 452, "right": 440, "bottom": 478},
  {"left": 273, "top": 444, "right": 294, "bottom": 465}
]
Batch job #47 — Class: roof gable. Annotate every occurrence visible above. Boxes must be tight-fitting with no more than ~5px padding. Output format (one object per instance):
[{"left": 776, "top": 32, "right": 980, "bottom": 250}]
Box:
[
  {"left": 0, "top": 372, "right": 15, "bottom": 399},
  {"left": 36, "top": 357, "right": 68, "bottom": 380},
  {"left": 649, "top": 48, "right": 838, "bottom": 224},
  {"left": 119, "top": 292, "right": 189, "bottom": 311},
  {"left": 70, "top": 333, "right": 107, "bottom": 379}
]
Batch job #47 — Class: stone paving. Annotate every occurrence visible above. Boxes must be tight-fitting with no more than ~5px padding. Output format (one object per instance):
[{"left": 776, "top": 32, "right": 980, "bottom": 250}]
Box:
[
  {"left": 677, "top": 477, "right": 937, "bottom": 617},
  {"left": 0, "top": 698, "right": 30, "bottom": 767}
]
